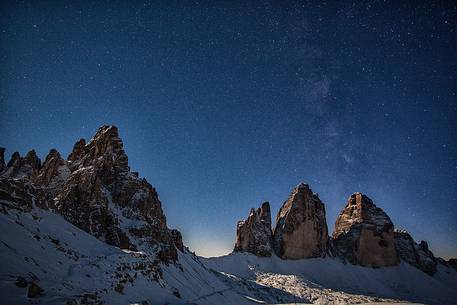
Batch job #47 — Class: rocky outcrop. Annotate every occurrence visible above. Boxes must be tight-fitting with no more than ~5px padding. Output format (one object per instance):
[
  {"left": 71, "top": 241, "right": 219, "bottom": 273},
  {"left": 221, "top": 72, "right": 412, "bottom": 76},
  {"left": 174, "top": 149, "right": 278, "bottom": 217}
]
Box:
[
  {"left": 27, "top": 282, "right": 44, "bottom": 298},
  {"left": 52, "top": 125, "right": 182, "bottom": 261},
  {"left": 0, "top": 125, "right": 183, "bottom": 263},
  {"left": 332, "top": 193, "right": 399, "bottom": 267},
  {"left": 394, "top": 229, "right": 437, "bottom": 275},
  {"left": 273, "top": 183, "right": 328, "bottom": 259},
  {"left": 1, "top": 150, "right": 41, "bottom": 179},
  {"left": 54, "top": 165, "right": 134, "bottom": 249},
  {"left": 24, "top": 150, "right": 41, "bottom": 173},
  {"left": 446, "top": 258, "right": 457, "bottom": 270},
  {"left": 35, "top": 149, "right": 70, "bottom": 191},
  {"left": 0, "top": 178, "right": 48, "bottom": 212},
  {"left": 234, "top": 201, "right": 273, "bottom": 257},
  {"left": 67, "top": 138, "right": 86, "bottom": 163},
  {"left": 4, "top": 151, "right": 22, "bottom": 177}
]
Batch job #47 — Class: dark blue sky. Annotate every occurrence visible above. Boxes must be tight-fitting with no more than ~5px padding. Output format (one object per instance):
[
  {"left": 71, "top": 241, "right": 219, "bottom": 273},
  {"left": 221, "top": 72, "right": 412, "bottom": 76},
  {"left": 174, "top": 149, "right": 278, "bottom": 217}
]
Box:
[{"left": 1, "top": 1, "right": 456, "bottom": 257}]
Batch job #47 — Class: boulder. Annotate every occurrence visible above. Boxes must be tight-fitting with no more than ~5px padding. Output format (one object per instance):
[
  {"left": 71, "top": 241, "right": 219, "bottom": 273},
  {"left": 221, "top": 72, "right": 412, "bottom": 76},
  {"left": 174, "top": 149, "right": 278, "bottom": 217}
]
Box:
[
  {"left": 332, "top": 193, "right": 399, "bottom": 267},
  {"left": 234, "top": 201, "right": 273, "bottom": 257},
  {"left": 27, "top": 282, "right": 44, "bottom": 298},
  {"left": 273, "top": 183, "right": 328, "bottom": 259}
]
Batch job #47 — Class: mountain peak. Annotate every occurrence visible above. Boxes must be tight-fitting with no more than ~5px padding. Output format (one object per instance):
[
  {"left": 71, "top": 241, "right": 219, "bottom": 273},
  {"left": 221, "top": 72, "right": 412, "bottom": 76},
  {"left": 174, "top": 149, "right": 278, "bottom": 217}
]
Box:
[
  {"left": 67, "top": 138, "right": 86, "bottom": 162},
  {"left": 86, "top": 125, "right": 128, "bottom": 172},
  {"left": 332, "top": 193, "right": 399, "bottom": 267},
  {"left": 89, "top": 125, "right": 120, "bottom": 144},
  {"left": 295, "top": 182, "right": 311, "bottom": 192},
  {"left": 234, "top": 201, "right": 273, "bottom": 257},
  {"left": 67, "top": 125, "right": 129, "bottom": 177},
  {"left": 273, "top": 182, "right": 328, "bottom": 259}
]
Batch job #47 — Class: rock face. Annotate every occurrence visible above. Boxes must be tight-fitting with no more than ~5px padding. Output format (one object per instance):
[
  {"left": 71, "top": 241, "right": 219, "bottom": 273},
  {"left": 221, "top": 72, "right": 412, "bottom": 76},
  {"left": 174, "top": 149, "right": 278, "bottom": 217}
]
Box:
[
  {"left": 234, "top": 201, "right": 273, "bottom": 257},
  {"left": 54, "top": 125, "right": 182, "bottom": 261},
  {"left": 67, "top": 138, "right": 86, "bottom": 163},
  {"left": 2, "top": 150, "right": 41, "bottom": 179},
  {"left": 446, "top": 258, "right": 457, "bottom": 270},
  {"left": 35, "top": 149, "right": 70, "bottom": 192},
  {"left": 0, "top": 125, "right": 183, "bottom": 262},
  {"left": 332, "top": 193, "right": 399, "bottom": 267},
  {"left": 394, "top": 229, "right": 437, "bottom": 275},
  {"left": 273, "top": 183, "right": 328, "bottom": 259},
  {"left": 0, "top": 178, "right": 48, "bottom": 212}
]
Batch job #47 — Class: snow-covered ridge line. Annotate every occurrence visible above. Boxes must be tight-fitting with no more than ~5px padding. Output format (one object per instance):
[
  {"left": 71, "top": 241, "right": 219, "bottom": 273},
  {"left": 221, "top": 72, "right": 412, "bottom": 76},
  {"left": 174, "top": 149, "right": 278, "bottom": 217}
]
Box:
[{"left": 205, "top": 252, "right": 457, "bottom": 305}]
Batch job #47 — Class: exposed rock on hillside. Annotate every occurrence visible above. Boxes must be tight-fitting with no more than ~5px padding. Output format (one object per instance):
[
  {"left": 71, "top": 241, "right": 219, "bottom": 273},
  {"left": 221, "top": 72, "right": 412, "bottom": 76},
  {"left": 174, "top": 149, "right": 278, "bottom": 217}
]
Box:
[
  {"left": 273, "top": 183, "right": 328, "bottom": 259},
  {"left": 67, "top": 138, "right": 86, "bottom": 163},
  {"left": 332, "top": 192, "right": 399, "bottom": 267},
  {"left": 35, "top": 149, "right": 70, "bottom": 192},
  {"left": 2, "top": 150, "right": 41, "bottom": 179},
  {"left": 394, "top": 229, "right": 437, "bottom": 275},
  {"left": 234, "top": 201, "right": 273, "bottom": 257},
  {"left": 0, "top": 178, "right": 48, "bottom": 212},
  {"left": 0, "top": 125, "right": 183, "bottom": 262},
  {"left": 53, "top": 125, "right": 182, "bottom": 261}
]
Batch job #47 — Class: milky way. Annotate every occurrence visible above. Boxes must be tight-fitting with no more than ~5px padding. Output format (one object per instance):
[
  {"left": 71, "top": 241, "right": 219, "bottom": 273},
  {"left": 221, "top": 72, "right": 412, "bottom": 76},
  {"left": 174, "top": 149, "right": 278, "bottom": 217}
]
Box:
[{"left": 1, "top": 1, "right": 456, "bottom": 257}]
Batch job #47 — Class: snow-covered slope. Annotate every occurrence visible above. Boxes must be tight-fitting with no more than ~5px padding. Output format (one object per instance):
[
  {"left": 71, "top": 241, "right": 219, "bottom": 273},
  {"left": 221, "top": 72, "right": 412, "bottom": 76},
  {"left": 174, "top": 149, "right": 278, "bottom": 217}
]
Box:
[
  {"left": 0, "top": 125, "right": 315, "bottom": 305},
  {"left": 205, "top": 252, "right": 457, "bottom": 305},
  {"left": 0, "top": 200, "right": 325, "bottom": 305},
  {"left": 4, "top": 198, "right": 448, "bottom": 305}
]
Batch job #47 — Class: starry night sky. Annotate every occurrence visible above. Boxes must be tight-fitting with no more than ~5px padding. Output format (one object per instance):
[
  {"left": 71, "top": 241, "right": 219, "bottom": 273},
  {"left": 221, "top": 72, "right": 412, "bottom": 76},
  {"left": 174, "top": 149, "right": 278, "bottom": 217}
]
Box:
[{"left": 1, "top": 1, "right": 456, "bottom": 258}]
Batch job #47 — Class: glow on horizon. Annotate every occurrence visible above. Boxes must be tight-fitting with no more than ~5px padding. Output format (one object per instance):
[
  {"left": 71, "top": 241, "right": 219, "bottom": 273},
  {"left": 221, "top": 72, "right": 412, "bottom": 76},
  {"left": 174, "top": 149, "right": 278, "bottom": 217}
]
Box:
[{"left": 187, "top": 238, "right": 233, "bottom": 258}]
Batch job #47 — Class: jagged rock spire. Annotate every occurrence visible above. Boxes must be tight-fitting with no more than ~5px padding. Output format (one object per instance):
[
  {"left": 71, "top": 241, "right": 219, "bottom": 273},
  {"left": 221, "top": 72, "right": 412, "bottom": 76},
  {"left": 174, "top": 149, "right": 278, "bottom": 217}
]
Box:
[
  {"left": 54, "top": 125, "right": 182, "bottom": 261},
  {"left": 35, "top": 149, "right": 70, "bottom": 190},
  {"left": 273, "top": 183, "right": 328, "bottom": 259},
  {"left": 258, "top": 201, "right": 272, "bottom": 228},
  {"left": 2, "top": 150, "right": 41, "bottom": 179},
  {"left": 69, "top": 126, "right": 129, "bottom": 182},
  {"left": 6, "top": 151, "right": 21, "bottom": 168},
  {"left": 332, "top": 192, "right": 399, "bottom": 267},
  {"left": 234, "top": 201, "right": 273, "bottom": 257},
  {"left": 394, "top": 229, "right": 437, "bottom": 275},
  {"left": 68, "top": 138, "right": 86, "bottom": 162},
  {"left": 24, "top": 149, "right": 41, "bottom": 171}
]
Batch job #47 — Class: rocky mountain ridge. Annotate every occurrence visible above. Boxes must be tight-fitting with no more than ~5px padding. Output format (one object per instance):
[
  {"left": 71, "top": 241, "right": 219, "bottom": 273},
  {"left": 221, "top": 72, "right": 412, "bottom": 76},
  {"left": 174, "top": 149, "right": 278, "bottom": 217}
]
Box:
[
  {"left": 1, "top": 125, "right": 456, "bottom": 305},
  {"left": 234, "top": 184, "right": 454, "bottom": 275},
  {"left": 0, "top": 126, "right": 205, "bottom": 304},
  {"left": 1, "top": 125, "right": 182, "bottom": 262}
]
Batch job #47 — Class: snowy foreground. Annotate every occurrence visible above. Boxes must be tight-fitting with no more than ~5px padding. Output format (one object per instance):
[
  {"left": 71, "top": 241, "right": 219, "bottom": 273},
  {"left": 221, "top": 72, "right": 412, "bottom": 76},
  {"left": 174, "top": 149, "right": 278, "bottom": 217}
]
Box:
[
  {"left": 205, "top": 252, "right": 457, "bottom": 305},
  {"left": 0, "top": 205, "right": 456, "bottom": 304}
]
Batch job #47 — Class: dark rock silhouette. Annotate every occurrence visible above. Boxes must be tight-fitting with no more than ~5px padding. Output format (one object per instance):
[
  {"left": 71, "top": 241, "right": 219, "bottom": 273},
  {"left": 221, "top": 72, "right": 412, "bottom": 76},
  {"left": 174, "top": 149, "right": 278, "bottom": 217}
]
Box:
[
  {"left": 394, "top": 229, "right": 437, "bottom": 275},
  {"left": 234, "top": 201, "right": 273, "bottom": 257}
]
